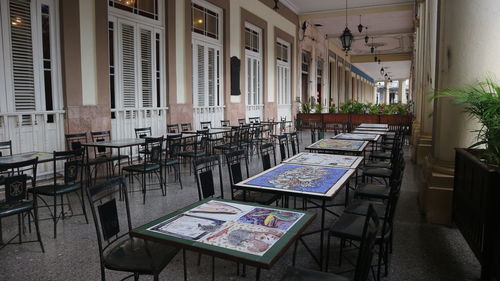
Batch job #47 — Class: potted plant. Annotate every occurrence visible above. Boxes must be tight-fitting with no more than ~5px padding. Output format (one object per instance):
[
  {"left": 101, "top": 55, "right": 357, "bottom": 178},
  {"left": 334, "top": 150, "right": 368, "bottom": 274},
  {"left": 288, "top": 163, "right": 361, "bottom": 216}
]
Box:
[{"left": 435, "top": 79, "right": 500, "bottom": 281}]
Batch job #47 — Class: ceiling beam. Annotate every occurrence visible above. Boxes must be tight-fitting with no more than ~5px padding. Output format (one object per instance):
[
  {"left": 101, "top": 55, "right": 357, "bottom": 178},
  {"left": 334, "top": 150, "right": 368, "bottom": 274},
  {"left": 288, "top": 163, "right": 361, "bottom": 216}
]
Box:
[
  {"left": 299, "top": 3, "right": 414, "bottom": 20},
  {"left": 326, "top": 31, "right": 414, "bottom": 39},
  {"left": 350, "top": 53, "right": 412, "bottom": 63}
]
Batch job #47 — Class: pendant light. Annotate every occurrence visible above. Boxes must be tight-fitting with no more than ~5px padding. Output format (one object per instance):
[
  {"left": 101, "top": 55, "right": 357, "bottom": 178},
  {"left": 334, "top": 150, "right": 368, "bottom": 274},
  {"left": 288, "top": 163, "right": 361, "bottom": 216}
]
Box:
[
  {"left": 273, "top": 0, "right": 279, "bottom": 10},
  {"left": 370, "top": 37, "right": 374, "bottom": 53},
  {"left": 339, "top": 0, "right": 353, "bottom": 52},
  {"left": 380, "top": 67, "right": 385, "bottom": 75},
  {"left": 357, "top": 15, "right": 364, "bottom": 33}
]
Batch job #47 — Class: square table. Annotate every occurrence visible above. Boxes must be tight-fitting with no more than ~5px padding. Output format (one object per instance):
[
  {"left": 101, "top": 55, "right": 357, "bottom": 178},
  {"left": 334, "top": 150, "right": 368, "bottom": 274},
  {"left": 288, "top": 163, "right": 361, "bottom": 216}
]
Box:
[
  {"left": 332, "top": 133, "right": 381, "bottom": 142},
  {"left": 130, "top": 198, "right": 316, "bottom": 281},
  {"left": 0, "top": 151, "right": 53, "bottom": 164},
  {"left": 355, "top": 127, "right": 389, "bottom": 132},
  {"left": 235, "top": 163, "right": 355, "bottom": 270},
  {"left": 358, "top": 123, "right": 388, "bottom": 129},
  {"left": 283, "top": 152, "right": 363, "bottom": 170},
  {"left": 305, "top": 138, "right": 369, "bottom": 156},
  {"left": 352, "top": 129, "right": 389, "bottom": 136}
]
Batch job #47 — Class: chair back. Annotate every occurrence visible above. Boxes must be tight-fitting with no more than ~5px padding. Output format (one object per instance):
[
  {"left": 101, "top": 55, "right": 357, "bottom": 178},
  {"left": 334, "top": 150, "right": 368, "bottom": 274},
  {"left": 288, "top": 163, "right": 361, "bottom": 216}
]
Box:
[
  {"left": 238, "top": 118, "right": 246, "bottom": 126},
  {"left": 144, "top": 137, "right": 163, "bottom": 164},
  {"left": 277, "top": 135, "right": 289, "bottom": 162},
  {"left": 167, "top": 124, "right": 179, "bottom": 133},
  {"left": 260, "top": 143, "right": 276, "bottom": 170},
  {"left": 288, "top": 132, "right": 299, "bottom": 156},
  {"left": 220, "top": 120, "right": 230, "bottom": 127},
  {"left": 0, "top": 140, "right": 13, "bottom": 157},
  {"left": 166, "top": 134, "right": 182, "bottom": 158},
  {"left": 53, "top": 149, "right": 85, "bottom": 186},
  {"left": 134, "top": 127, "right": 152, "bottom": 139},
  {"left": 65, "top": 132, "right": 88, "bottom": 151},
  {"left": 200, "top": 121, "right": 212, "bottom": 130},
  {"left": 0, "top": 158, "right": 38, "bottom": 204},
  {"left": 354, "top": 204, "right": 380, "bottom": 281},
  {"left": 91, "top": 130, "right": 113, "bottom": 157},
  {"left": 181, "top": 123, "right": 192, "bottom": 132},
  {"left": 225, "top": 150, "right": 249, "bottom": 200},
  {"left": 193, "top": 155, "right": 224, "bottom": 201},
  {"left": 86, "top": 177, "right": 132, "bottom": 265}
]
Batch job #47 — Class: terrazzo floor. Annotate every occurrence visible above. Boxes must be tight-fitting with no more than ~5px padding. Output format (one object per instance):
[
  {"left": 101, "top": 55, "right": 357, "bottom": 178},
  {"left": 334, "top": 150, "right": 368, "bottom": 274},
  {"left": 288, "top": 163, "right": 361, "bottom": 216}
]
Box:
[{"left": 0, "top": 131, "right": 481, "bottom": 281}]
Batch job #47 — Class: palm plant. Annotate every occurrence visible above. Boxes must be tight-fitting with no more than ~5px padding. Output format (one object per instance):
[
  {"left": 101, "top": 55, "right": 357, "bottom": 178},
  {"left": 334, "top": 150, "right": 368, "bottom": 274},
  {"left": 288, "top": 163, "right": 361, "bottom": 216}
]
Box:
[{"left": 435, "top": 79, "right": 500, "bottom": 165}]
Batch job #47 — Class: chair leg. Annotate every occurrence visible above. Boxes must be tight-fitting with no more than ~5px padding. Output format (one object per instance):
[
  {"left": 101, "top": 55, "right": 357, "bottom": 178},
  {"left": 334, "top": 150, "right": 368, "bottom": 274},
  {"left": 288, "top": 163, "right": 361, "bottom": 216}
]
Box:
[
  {"left": 338, "top": 238, "right": 344, "bottom": 266},
  {"left": 53, "top": 195, "right": 57, "bottom": 239},
  {"left": 33, "top": 209, "right": 44, "bottom": 253},
  {"left": 79, "top": 189, "right": 89, "bottom": 224},
  {"left": 142, "top": 172, "right": 146, "bottom": 204},
  {"left": 176, "top": 164, "right": 183, "bottom": 189},
  {"left": 134, "top": 273, "right": 139, "bottom": 281},
  {"left": 17, "top": 214, "right": 22, "bottom": 243}
]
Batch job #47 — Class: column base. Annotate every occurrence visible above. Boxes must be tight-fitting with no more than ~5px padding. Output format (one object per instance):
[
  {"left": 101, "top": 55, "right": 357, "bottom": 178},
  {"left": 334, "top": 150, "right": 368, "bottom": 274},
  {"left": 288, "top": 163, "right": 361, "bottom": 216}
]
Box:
[
  {"left": 415, "top": 135, "right": 433, "bottom": 165},
  {"left": 420, "top": 155, "right": 455, "bottom": 225}
]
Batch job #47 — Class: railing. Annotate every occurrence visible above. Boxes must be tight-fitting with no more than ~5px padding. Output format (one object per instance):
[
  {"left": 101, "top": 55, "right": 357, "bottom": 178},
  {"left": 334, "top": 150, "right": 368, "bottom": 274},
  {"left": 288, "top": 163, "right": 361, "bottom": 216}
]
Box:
[
  {"left": 0, "top": 110, "right": 66, "bottom": 174},
  {"left": 111, "top": 107, "right": 168, "bottom": 140},
  {"left": 193, "top": 106, "right": 225, "bottom": 130},
  {"left": 246, "top": 104, "right": 264, "bottom": 122}
]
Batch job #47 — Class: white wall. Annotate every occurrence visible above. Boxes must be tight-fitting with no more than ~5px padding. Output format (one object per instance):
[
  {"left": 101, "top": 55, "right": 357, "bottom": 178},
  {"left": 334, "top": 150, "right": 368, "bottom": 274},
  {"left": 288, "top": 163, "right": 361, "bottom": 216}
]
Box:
[{"left": 80, "top": 0, "right": 98, "bottom": 105}]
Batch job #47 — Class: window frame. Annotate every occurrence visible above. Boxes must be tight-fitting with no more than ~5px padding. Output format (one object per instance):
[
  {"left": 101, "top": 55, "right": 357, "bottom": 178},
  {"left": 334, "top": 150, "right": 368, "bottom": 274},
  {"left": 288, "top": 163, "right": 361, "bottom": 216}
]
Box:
[
  {"left": 244, "top": 22, "right": 263, "bottom": 107},
  {"left": 276, "top": 37, "right": 291, "bottom": 106}
]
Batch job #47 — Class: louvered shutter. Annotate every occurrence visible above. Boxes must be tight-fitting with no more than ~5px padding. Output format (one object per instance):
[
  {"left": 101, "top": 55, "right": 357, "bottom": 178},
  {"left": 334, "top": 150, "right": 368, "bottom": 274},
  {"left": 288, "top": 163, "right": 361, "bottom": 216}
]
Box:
[
  {"left": 140, "top": 28, "right": 152, "bottom": 108},
  {"left": 121, "top": 23, "right": 136, "bottom": 110},
  {"left": 196, "top": 43, "right": 205, "bottom": 107},
  {"left": 207, "top": 47, "right": 215, "bottom": 107},
  {"left": 10, "top": 0, "right": 36, "bottom": 124}
]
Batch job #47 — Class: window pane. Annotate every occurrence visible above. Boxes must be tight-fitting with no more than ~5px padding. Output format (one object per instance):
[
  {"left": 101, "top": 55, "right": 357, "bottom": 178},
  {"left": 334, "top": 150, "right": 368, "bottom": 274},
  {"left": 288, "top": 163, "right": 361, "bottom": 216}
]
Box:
[
  {"left": 138, "top": 0, "right": 155, "bottom": 18},
  {"left": 192, "top": 5, "right": 204, "bottom": 33},
  {"left": 206, "top": 12, "right": 217, "bottom": 39},
  {"left": 252, "top": 31, "right": 259, "bottom": 52},
  {"left": 245, "top": 29, "right": 252, "bottom": 50}
]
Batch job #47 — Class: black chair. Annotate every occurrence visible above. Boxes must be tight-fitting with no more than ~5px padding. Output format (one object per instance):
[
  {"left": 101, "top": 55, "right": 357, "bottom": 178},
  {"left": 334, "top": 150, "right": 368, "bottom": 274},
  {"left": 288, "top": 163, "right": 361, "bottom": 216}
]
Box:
[
  {"left": 167, "top": 124, "right": 179, "bottom": 133},
  {"left": 134, "top": 127, "right": 152, "bottom": 139},
  {"left": 220, "top": 120, "right": 230, "bottom": 127},
  {"left": 288, "top": 132, "right": 300, "bottom": 156},
  {"left": 193, "top": 155, "right": 224, "bottom": 200},
  {"left": 0, "top": 158, "right": 44, "bottom": 252},
  {"left": 86, "top": 177, "right": 179, "bottom": 281},
  {"left": 162, "top": 134, "right": 183, "bottom": 189},
  {"left": 213, "top": 126, "right": 240, "bottom": 154},
  {"left": 328, "top": 181, "right": 401, "bottom": 281},
  {"left": 0, "top": 140, "right": 13, "bottom": 157},
  {"left": 66, "top": 132, "right": 109, "bottom": 181},
  {"left": 260, "top": 143, "right": 277, "bottom": 171},
  {"left": 123, "top": 137, "right": 165, "bottom": 204},
  {"left": 225, "top": 150, "right": 279, "bottom": 205},
  {"left": 355, "top": 162, "right": 403, "bottom": 201},
  {"left": 91, "top": 130, "right": 130, "bottom": 173},
  {"left": 283, "top": 205, "right": 379, "bottom": 281},
  {"left": 238, "top": 118, "right": 246, "bottom": 126},
  {"left": 181, "top": 123, "right": 192, "bottom": 132},
  {"left": 249, "top": 117, "right": 260, "bottom": 124},
  {"left": 178, "top": 132, "right": 209, "bottom": 175},
  {"left": 33, "top": 149, "right": 88, "bottom": 238},
  {"left": 277, "top": 135, "right": 289, "bottom": 162},
  {"left": 65, "top": 132, "right": 88, "bottom": 151},
  {"left": 200, "top": 121, "right": 212, "bottom": 130}
]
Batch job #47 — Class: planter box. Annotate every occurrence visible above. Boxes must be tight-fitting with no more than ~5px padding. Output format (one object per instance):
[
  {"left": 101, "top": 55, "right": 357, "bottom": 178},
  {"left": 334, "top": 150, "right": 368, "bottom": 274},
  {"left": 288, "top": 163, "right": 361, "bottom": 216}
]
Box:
[
  {"left": 454, "top": 149, "right": 500, "bottom": 281},
  {"left": 296, "top": 113, "right": 323, "bottom": 128},
  {"left": 323, "top": 113, "right": 349, "bottom": 124},
  {"left": 350, "top": 114, "right": 379, "bottom": 125}
]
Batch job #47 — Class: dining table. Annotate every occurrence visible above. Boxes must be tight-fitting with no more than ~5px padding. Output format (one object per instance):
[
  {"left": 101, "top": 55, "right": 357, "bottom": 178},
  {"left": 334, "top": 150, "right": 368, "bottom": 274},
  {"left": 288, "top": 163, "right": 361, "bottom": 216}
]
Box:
[
  {"left": 130, "top": 198, "right": 316, "bottom": 281},
  {"left": 305, "top": 138, "right": 369, "bottom": 156}
]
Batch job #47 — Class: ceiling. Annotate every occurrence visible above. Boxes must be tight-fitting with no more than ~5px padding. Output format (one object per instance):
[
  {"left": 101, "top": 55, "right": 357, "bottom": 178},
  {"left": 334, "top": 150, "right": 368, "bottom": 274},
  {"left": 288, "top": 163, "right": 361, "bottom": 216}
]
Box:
[
  {"left": 355, "top": 60, "right": 411, "bottom": 81},
  {"left": 282, "top": 0, "right": 415, "bottom": 81}
]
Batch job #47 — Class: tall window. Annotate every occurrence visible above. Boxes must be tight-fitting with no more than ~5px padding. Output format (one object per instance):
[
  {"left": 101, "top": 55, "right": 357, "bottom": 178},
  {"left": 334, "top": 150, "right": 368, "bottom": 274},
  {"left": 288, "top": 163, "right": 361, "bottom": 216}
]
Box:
[
  {"left": 245, "top": 23, "right": 262, "bottom": 107},
  {"left": 301, "top": 51, "right": 310, "bottom": 103},
  {"left": 276, "top": 39, "right": 290, "bottom": 105},
  {"left": 0, "top": 0, "right": 61, "bottom": 125},
  {"left": 108, "top": 0, "right": 165, "bottom": 118},
  {"left": 192, "top": 1, "right": 223, "bottom": 108}
]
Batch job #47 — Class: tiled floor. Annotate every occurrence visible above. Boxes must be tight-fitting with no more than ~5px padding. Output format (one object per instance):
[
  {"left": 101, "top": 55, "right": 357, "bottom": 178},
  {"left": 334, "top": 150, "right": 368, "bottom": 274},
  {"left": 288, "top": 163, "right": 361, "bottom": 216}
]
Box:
[{"left": 0, "top": 131, "right": 481, "bottom": 281}]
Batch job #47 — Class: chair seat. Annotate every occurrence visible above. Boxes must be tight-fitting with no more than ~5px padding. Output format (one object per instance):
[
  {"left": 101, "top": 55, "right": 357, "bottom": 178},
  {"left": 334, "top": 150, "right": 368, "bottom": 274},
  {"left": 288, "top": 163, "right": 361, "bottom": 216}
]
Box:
[
  {"left": 178, "top": 151, "right": 207, "bottom": 158},
  {"left": 161, "top": 158, "right": 179, "bottom": 166},
  {"left": 35, "top": 183, "right": 82, "bottom": 196},
  {"left": 110, "top": 154, "right": 130, "bottom": 161},
  {"left": 371, "top": 152, "right": 392, "bottom": 160},
  {"left": 329, "top": 212, "right": 390, "bottom": 242},
  {"left": 355, "top": 183, "right": 390, "bottom": 199},
  {"left": 364, "top": 160, "right": 391, "bottom": 169},
  {"left": 104, "top": 237, "right": 179, "bottom": 275},
  {"left": 123, "top": 164, "right": 161, "bottom": 173},
  {"left": 214, "top": 143, "right": 239, "bottom": 151},
  {"left": 0, "top": 200, "right": 33, "bottom": 218},
  {"left": 280, "top": 267, "right": 349, "bottom": 281},
  {"left": 363, "top": 167, "right": 392, "bottom": 178},
  {"left": 233, "top": 190, "right": 279, "bottom": 205},
  {"left": 344, "top": 200, "right": 387, "bottom": 219}
]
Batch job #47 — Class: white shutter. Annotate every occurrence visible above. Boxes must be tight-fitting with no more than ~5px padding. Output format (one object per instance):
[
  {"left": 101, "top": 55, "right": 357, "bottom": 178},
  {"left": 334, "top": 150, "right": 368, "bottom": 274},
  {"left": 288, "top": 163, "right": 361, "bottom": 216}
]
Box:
[
  {"left": 121, "top": 23, "right": 136, "bottom": 110},
  {"left": 207, "top": 47, "right": 215, "bottom": 106},
  {"left": 140, "top": 28, "right": 152, "bottom": 108},
  {"left": 246, "top": 57, "right": 251, "bottom": 105},
  {"left": 10, "top": 0, "right": 36, "bottom": 124},
  {"left": 195, "top": 43, "right": 205, "bottom": 107}
]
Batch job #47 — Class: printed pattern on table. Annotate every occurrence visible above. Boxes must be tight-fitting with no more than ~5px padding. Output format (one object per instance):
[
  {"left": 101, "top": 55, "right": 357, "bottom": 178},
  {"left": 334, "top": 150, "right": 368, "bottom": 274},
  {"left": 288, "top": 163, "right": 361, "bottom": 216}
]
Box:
[
  {"left": 147, "top": 214, "right": 225, "bottom": 240},
  {"left": 287, "top": 153, "right": 358, "bottom": 167},
  {"left": 308, "top": 139, "right": 364, "bottom": 150},
  {"left": 245, "top": 164, "right": 348, "bottom": 194},
  {"left": 237, "top": 208, "right": 303, "bottom": 231},
  {"left": 202, "top": 221, "right": 284, "bottom": 256},
  {"left": 333, "top": 133, "right": 378, "bottom": 141}
]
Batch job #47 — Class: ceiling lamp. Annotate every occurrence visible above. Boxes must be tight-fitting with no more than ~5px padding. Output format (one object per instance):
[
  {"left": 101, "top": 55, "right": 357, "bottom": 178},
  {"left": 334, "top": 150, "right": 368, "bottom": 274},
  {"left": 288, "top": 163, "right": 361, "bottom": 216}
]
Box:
[
  {"left": 378, "top": 59, "right": 381, "bottom": 64},
  {"left": 365, "top": 35, "right": 369, "bottom": 44},
  {"left": 385, "top": 73, "right": 388, "bottom": 78},
  {"left": 370, "top": 37, "right": 374, "bottom": 53},
  {"left": 339, "top": 0, "right": 353, "bottom": 53},
  {"left": 374, "top": 55, "right": 378, "bottom": 62},
  {"left": 273, "top": 0, "right": 279, "bottom": 10},
  {"left": 380, "top": 67, "right": 384, "bottom": 75},
  {"left": 358, "top": 15, "right": 364, "bottom": 33}
]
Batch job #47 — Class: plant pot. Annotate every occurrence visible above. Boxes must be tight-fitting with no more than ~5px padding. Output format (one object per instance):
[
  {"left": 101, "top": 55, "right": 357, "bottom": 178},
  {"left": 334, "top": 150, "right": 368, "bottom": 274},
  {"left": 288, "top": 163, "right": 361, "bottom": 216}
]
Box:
[
  {"left": 350, "top": 114, "right": 378, "bottom": 125},
  {"left": 323, "top": 113, "right": 349, "bottom": 124},
  {"left": 454, "top": 148, "right": 500, "bottom": 281}
]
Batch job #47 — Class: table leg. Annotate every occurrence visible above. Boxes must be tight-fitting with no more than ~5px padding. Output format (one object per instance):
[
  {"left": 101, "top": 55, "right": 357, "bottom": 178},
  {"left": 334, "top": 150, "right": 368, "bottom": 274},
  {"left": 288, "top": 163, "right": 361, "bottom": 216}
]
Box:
[
  {"left": 256, "top": 268, "right": 261, "bottom": 281},
  {"left": 320, "top": 199, "right": 326, "bottom": 271},
  {"left": 183, "top": 249, "right": 187, "bottom": 281}
]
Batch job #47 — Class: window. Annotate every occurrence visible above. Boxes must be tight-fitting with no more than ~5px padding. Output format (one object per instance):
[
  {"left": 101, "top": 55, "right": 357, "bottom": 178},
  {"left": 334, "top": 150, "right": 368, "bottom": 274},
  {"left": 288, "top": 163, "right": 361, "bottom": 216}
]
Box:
[
  {"left": 277, "top": 39, "right": 290, "bottom": 105},
  {"left": 108, "top": 1, "right": 164, "bottom": 118},
  {"left": 245, "top": 23, "right": 262, "bottom": 107},
  {"left": 109, "top": 0, "right": 159, "bottom": 20},
  {"left": 192, "top": 0, "right": 223, "bottom": 108},
  {"left": 0, "top": 0, "right": 61, "bottom": 125},
  {"left": 192, "top": 3, "right": 219, "bottom": 40}
]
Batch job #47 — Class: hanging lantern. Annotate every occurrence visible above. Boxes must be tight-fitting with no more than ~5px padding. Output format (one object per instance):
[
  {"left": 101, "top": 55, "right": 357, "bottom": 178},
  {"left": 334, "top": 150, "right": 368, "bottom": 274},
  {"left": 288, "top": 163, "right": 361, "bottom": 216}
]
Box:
[
  {"left": 378, "top": 59, "right": 381, "bottom": 64},
  {"left": 370, "top": 47, "right": 374, "bottom": 53},
  {"left": 380, "top": 68, "right": 384, "bottom": 75},
  {"left": 340, "top": 27, "right": 354, "bottom": 51},
  {"left": 374, "top": 56, "right": 378, "bottom": 62},
  {"left": 358, "top": 15, "right": 363, "bottom": 33},
  {"left": 365, "top": 35, "right": 369, "bottom": 44}
]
